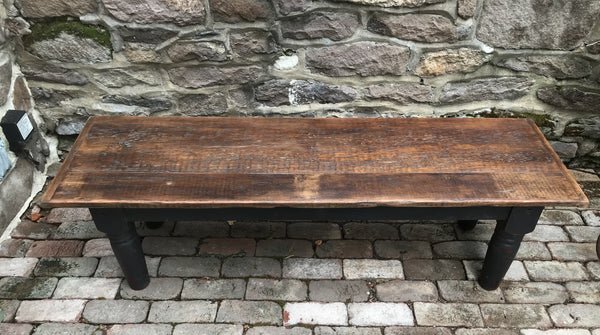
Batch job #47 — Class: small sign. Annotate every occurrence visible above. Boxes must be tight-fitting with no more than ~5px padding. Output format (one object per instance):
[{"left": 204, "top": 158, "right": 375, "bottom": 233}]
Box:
[
  {"left": 16, "top": 113, "right": 33, "bottom": 140},
  {"left": 1, "top": 110, "right": 35, "bottom": 152}
]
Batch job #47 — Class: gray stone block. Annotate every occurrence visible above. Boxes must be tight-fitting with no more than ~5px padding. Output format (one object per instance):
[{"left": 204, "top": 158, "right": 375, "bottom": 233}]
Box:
[
  {"left": 142, "top": 237, "right": 198, "bottom": 256},
  {"left": 480, "top": 304, "right": 552, "bottom": 328},
  {"left": 537, "top": 86, "right": 600, "bottom": 111},
  {"left": 256, "top": 239, "right": 314, "bottom": 258},
  {"left": 363, "top": 83, "right": 435, "bottom": 105},
  {"left": 403, "top": 259, "right": 465, "bottom": 280},
  {"left": 315, "top": 327, "right": 382, "bottom": 335},
  {"left": 173, "top": 324, "right": 243, "bottom": 335},
  {"left": 222, "top": 257, "right": 281, "bottom": 278},
  {"left": 168, "top": 66, "right": 264, "bottom": 88},
  {"left": 309, "top": 280, "right": 368, "bottom": 302},
  {"left": 283, "top": 258, "right": 342, "bottom": 279},
  {"left": 83, "top": 300, "right": 149, "bottom": 324},
  {"left": 432, "top": 241, "right": 488, "bottom": 260},
  {"left": 34, "top": 257, "right": 98, "bottom": 277},
  {"left": 28, "top": 33, "right": 111, "bottom": 64},
  {"left": 348, "top": 302, "right": 413, "bottom": 326},
  {"left": 565, "top": 281, "right": 600, "bottom": 303},
  {"left": 0, "top": 277, "right": 58, "bottom": 299},
  {"left": 53, "top": 277, "right": 121, "bottom": 299},
  {"left": 16, "top": 300, "right": 86, "bottom": 323},
  {"left": 305, "top": 42, "right": 410, "bottom": 77},
  {"left": 247, "top": 278, "right": 307, "bottom": 301},
  {"left": 343, "top": 259, "right": 403, "bottom": 279},
  {"left": 103, "top": 0, "right": 205, "bottom": 25},
  {"left": 414, "top": 302, "right": 483, "bottom": 327},
  {"left": 501, "top": 282, "right": 568, "bottom": 304},
  {"left": 231, "top": 221, "right": 286, "bottom": 238},
  {"left": 477, "top": 0, "right": 600, "bottom": 50},
  {"left": 439, "top": 77, "right": 533, "bottom": 104},
  {"left": 32, "top": 323, "right": 98, "bottom": 335},
  {"left": 158, "top": 257, "right": 220, "bottom": 277},
  {"left": 173, "top": 221, "right": 229, "bottom": 238},
  {"left": 547, "top": 242, "right": 597, "bottom": 261},
  {"left": 209, "top": 0, "right": 272, "bottom": 23},
  {"left": 374, "top": 240, "right": 432, "bottom": 259},
  {"left": 287, "top": 222, "right": 342, "bottom": 240},
  {"left": 368, "top": 13, "right": 458, "bottom": 43},
  {"left": 281, "top": 11, "right": 360, "bottom": 41},
  {"left": 316, "top": 240, "right": 373, "bottom": 258},
  {"left": 400, "top": 224, "right": 456, "bottom": 241},
  {"left": 52, "top": 221, "right": 104, "bottom": 239},
  {"left": 107, "top": 324, "right": 173, "bottom": 335},
  {"left": 216, "top": 300, "right": 282, "bottom": 325},
  {"left": 148, "top": 300, "right": 218, "bottom": 323},
  {"left": 494, "top": 55, "right": 592, "bottom": 79},
  {"left": 182, "top": 279, "right": 246, "bottom": 300},
  {"left": 342, "top": 222, "right": 399, "bottom": 240},
  {"left": 437, "top": 280, "right": 504, "bottom": 303},
  {"left": 0, "top": 300, "right": 20, "bottom": 323},
  {"left": 247, "top": 327, "right": 312, "bottom": 335},
  {"left": 524, "top": 261, "right": 589, "bottom": 281},
  {"left": 549, "top": 304, "right": 600, "bottom": 328},
  {"left": 376, "top": 280, "right": 438, "bottom": 302},
  {"left": 120, "top": 278, "right": 183, "bottom": 300}
]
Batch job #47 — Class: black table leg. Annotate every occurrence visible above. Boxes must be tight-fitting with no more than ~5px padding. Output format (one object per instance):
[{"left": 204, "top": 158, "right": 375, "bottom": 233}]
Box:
[
  {"left": 86, "top": 205, "right": 531, "bottom": 291},
  {"left": 144, "top": 221, "right": 164, "bottom": 229},
  {"left": 478, "top": 207, "right": 543, "bottom": 291},
  {"left": 596, "top": 234, "right": 600, "bottom": 260},
  {"left": 90, "top": 208, "right": 150, "bottom": 290},
  {"left": 457, "top": 220, "right": 478, "bottom": 230}
]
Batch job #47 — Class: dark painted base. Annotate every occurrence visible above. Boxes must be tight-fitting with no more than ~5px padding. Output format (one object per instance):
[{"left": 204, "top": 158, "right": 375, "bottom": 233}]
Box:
[
  {"left": 457, "top": 220, "right": 478, "bottom": 231},
  {"left": 145, "top": 221, "right": 164, "bottom": 230},
  {"left": 478, "top": 221, "right": 524, "bottom": 290},
  {"left": 91, "top": 206, "right": 543, "bottom": 291}
]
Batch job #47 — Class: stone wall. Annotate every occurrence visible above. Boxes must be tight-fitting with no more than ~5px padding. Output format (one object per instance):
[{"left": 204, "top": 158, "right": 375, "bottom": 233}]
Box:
[
  {"left": 1, "top": 0, "right": 50, "bottom": 234},
  {"left": 11, "top": 0, "right": 600, "bottom": 167}
]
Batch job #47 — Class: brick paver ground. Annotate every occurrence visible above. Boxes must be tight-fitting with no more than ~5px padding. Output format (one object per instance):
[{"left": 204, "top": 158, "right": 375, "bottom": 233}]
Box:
[{"left": 0, "top": 170, "right": 599, "bottom": 334}]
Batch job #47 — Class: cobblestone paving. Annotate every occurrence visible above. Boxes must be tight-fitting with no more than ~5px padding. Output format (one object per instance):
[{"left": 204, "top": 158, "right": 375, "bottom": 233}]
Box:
[{"left": 0, "top": 170, "right": 599, "bottom": 335}]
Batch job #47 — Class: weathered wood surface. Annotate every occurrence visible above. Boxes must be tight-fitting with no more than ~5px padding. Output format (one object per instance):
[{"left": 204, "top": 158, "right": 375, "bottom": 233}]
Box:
[{"left": 42, "top": 116, "right": 588, "bottom": 208}]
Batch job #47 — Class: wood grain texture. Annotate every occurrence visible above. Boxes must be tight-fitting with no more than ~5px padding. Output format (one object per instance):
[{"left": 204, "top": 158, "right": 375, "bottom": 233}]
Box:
[{"left": 42, "top": 116, "right": 588, "bottom": 208}]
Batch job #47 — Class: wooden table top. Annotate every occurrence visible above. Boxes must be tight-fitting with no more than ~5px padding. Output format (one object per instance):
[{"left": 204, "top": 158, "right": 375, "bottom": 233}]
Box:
[{"left": 42, "top": 116, "right": 588, "bottom": 208}]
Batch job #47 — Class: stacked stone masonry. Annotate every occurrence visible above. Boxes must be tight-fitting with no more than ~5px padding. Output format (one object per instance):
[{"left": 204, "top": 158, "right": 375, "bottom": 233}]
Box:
[
  {"left": 2, "top": 0, "right": 598, "bottom": 167},
  {"left": 0, "top": 169, "right": 599, "bottom": 333}
]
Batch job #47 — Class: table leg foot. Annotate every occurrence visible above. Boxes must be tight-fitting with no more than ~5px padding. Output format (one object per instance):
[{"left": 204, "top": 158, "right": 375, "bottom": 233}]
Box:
[
  {"left": 478, "top": 207, "right": 542, "bottom": 291},
  {"left": 478, "top": 223, "right": 524, "bottom": 290},
  {"left": 457, "top": 220, "right": 478, "bottom": 231},
  {"left": 91, "top": 209, "right": 150, "bottom": 290}
]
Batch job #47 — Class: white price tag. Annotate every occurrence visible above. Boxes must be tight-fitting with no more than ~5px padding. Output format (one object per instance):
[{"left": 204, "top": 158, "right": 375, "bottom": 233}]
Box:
[{"left": 16, "top": 114, "right": 33, "bottom": 140}]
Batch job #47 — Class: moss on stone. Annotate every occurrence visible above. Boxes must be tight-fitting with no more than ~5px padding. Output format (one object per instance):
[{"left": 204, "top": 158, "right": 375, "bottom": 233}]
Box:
[
  {"left": 37, "top": 258, "right": 75, "bottom": 275},
  {"left": 0, "top": 278, "right": 54, "bottom": 299},
  {"left": 23, "top": 18, "right": 112, "bottom": 50},
  {"left": 581, "top": 181, "right": 600, "bottom": 198},
  {"left": 446, "top": 108, "right": 556, "bottom": 130}
]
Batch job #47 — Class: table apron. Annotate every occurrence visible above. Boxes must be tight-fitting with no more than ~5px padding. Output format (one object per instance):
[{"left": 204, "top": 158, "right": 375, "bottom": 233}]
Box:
[{"left": 120, "top": 206, "right": 515, "bottom": 222}]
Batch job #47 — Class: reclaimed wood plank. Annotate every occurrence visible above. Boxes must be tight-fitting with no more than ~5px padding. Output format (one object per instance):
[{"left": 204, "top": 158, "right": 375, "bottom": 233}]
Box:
[{"left": 41, "top": 116, "right": 588, "bottom": 208}]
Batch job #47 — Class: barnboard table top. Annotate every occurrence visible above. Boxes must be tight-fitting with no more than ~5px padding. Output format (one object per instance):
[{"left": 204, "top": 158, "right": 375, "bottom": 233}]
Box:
[{"left": 42, "top": 116, "right": 588, "bottom": 208}]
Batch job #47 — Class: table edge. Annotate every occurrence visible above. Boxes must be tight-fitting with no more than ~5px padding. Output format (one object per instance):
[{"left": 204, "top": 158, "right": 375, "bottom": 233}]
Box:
[{"left": 40, "top": 116, "right": 590, "bottom": 209}]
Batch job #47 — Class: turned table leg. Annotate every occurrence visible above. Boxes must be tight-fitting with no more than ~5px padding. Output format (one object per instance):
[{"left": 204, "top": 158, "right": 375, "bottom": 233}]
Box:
[
  {"left": 144, "top": 221, "right": 164, "bottom": 229},
  {"left": 90, "top": 208, "right": 150, "bottom": 290},
  {"left": 457, "top": 220, "right": 478, "bottom": 231},
  {"left": 478, "top": 207, "right": 543, "bottom": 291}
]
